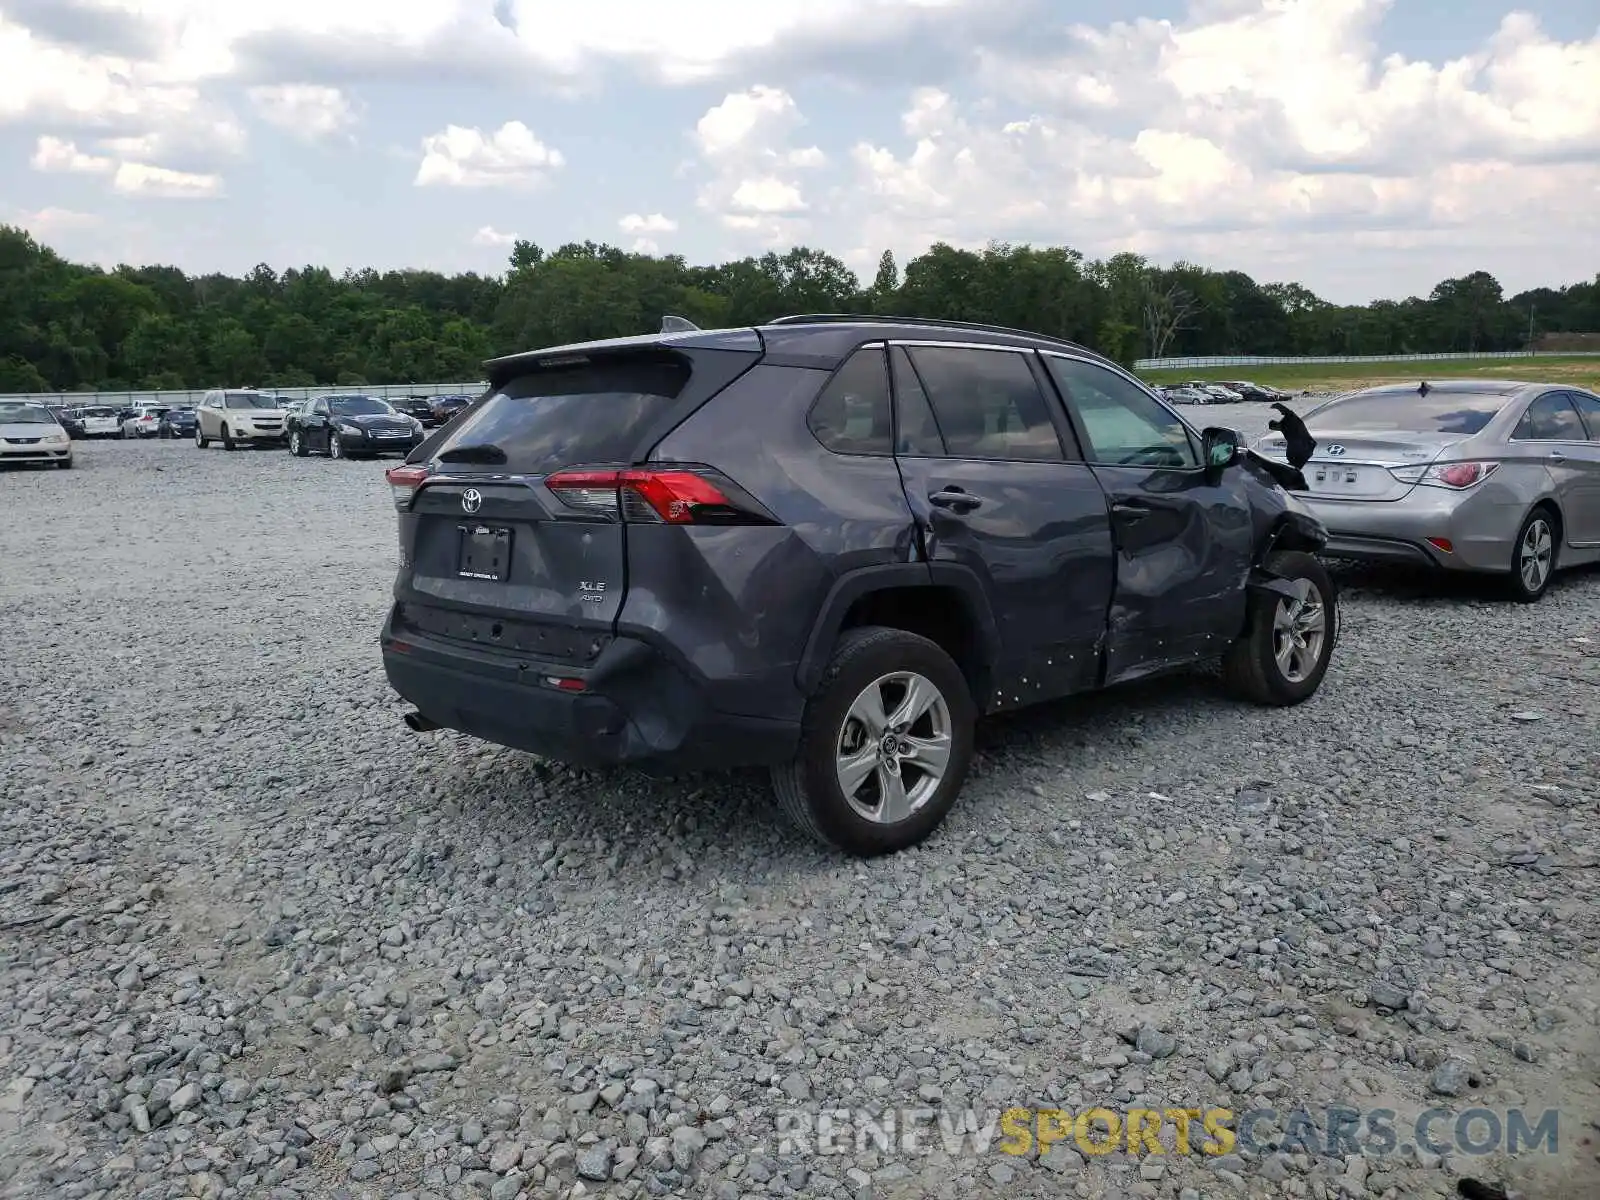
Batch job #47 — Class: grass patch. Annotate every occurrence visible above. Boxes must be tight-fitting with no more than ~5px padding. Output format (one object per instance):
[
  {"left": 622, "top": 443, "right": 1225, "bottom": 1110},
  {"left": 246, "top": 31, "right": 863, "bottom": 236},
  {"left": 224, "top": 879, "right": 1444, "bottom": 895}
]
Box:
[{"left": 1137, "top": 355, "right": 1600, "bottom": 392}]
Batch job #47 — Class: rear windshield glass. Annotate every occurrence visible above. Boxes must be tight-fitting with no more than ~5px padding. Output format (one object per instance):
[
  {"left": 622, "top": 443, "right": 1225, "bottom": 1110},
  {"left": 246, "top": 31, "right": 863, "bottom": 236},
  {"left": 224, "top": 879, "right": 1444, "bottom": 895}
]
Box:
[
  {"left": 1307, "top": 393, "right": 1508, "bottom": 435},
  {"left": 430, "top": 356, "right": 688, "bottom": 474}
]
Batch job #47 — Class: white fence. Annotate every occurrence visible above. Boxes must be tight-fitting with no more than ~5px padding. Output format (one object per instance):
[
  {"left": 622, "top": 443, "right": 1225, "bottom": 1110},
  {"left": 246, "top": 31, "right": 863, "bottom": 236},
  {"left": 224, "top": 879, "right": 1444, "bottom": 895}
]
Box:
[
  {"left": 1134, "top": 350, "right": 1600, "bottom": 370},
  {"left": 0, "top": 382, "right": 488, "bottom": 406}
]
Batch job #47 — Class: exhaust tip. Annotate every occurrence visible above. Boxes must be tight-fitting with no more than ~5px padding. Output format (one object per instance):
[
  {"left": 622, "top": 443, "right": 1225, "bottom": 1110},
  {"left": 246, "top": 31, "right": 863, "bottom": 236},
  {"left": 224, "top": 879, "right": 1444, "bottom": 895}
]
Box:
[{"left": 403, "top": 710, "right": 440, "bottom": 733}]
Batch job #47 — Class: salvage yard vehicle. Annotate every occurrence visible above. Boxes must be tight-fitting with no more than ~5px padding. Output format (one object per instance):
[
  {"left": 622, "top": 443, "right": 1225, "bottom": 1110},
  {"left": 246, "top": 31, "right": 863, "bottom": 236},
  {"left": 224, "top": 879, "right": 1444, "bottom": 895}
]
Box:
[
  {"left": 287, "top": 394, "right": 425, "bottom": 459},
  {"left": 158, "top": 407, "right": 197, "bottom": 438},
  {"left": 120, "top": 405, "right": 170, "bottom": 439},
  {"left": 380, "top": 314, "right": 1335, "bottom": 856},
  {"left": 75, "top": 406, "right": 121, "bottom": 439},
  {"left": 193, "top": 389, "right": 288, "bottom": 449},
  {"left": 0, "top": 402, "right": 74, "bottom": 469},
  {"left": 1252, "top": 380, "right": 1600, "bottom": 602}
]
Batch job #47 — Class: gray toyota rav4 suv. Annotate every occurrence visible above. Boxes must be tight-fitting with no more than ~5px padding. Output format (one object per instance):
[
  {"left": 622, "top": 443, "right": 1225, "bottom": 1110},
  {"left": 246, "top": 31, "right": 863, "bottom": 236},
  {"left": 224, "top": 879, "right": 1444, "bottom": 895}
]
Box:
[{"left": 381, "top": 314, "right": 1336, "bottom": 856}]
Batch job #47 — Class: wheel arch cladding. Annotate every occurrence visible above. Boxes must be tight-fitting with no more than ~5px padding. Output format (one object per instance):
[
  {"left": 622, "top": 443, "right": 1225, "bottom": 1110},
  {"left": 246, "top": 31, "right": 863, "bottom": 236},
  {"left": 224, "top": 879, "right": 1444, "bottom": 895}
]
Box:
[{"left": 795, "top": 565, "right": 999, "bottom": 700}]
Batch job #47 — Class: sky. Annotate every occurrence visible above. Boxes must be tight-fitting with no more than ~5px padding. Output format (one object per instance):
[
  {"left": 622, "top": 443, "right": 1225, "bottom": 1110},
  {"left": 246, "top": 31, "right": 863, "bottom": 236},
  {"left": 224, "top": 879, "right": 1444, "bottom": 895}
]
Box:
[{"left": 1, "top": 0, "right": 1597, "bottom": 306}]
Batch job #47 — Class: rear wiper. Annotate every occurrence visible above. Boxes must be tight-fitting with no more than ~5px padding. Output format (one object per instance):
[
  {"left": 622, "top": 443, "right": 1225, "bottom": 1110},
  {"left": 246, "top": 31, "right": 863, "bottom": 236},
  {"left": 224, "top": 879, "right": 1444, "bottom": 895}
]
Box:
[{"left": 439, "top": 443, "right": 506, "bottom": 464}]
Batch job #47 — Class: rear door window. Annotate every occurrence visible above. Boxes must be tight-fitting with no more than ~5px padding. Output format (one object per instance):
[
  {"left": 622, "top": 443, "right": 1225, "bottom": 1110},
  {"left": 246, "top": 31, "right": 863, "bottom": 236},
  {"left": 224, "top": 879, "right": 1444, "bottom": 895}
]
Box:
[
  {"left": 1514, "top": 392, "right": 1586, "bottom": 442},
  {"left": 1565, "top": 391, "right": 1600, "bottom": 442},
  {"left": 430, "top": 355, "right": 690, "bottom": 474},
  {"left": 902, "top": 345, "right": 1065, "bottom": 462}
]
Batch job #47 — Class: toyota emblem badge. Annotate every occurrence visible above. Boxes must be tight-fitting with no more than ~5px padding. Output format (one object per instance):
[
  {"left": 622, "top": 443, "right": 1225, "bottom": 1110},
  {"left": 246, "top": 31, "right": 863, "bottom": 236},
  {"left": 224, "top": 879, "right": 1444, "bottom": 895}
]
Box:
[{"left": 461, "top": 488, "right": 483, "bottom": 514}]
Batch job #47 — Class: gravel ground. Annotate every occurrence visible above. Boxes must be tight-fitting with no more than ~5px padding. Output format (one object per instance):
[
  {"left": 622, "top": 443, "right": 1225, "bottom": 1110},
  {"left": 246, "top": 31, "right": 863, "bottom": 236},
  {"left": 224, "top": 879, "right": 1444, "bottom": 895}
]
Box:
[{"left": 3, "top": 409, "right": 1598, "bottom": 1200}]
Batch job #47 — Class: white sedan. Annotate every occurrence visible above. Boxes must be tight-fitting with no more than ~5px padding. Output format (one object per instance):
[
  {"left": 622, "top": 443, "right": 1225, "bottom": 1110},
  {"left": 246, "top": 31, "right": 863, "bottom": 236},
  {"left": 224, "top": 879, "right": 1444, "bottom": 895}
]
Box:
[{"left": 0, "top": 402, "right": 74, "bottom": 469}]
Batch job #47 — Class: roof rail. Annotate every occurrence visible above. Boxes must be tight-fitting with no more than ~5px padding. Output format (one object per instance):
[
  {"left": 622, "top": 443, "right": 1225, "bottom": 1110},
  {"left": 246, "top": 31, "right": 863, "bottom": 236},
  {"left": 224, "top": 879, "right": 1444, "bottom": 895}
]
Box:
[{"left": 765, "top": 312, "right": 1095, "bottom": 355}]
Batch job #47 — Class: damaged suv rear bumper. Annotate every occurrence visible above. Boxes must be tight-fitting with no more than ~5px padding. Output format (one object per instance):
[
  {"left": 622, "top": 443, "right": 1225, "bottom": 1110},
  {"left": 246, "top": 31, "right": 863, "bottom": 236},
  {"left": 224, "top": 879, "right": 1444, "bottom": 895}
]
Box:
[{"left": 380, "top": 609, "right": 799, "bottom": 773}]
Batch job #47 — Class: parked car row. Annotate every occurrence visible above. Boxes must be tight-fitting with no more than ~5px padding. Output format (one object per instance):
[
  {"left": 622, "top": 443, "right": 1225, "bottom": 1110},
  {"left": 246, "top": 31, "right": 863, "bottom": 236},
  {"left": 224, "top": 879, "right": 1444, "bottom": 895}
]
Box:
[
  {"left": 188, "top": 389, "right": 477, "bottom": 458},
  {"left": 1158, "top": 380, "right": 1294, "bottom": 405}
]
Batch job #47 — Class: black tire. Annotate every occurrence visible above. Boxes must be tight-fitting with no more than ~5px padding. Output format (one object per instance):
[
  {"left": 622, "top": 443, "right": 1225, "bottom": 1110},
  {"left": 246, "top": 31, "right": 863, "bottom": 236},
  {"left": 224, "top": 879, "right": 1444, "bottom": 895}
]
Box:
[
  {"left": 221, "top": 425, "right": 236, "bottom": 451},
  {"left": 289, "top": 429, "right": 308, "bottom": 457},
  {"left": 158, "top": 427, "right": 169, "bottom": 439},
  {"left": 57, "top": 458, "right": 73, "bottom": 470},
  {"left": 1221, "top": 550, "right": 1336, "bottom": 706},
  {"left": 195, "top": 425, "right": 209, "bottom": 449},
  {"left": 1506, "top": 505, "right": 1559, "bottom": 603},
  {"left": 770, "top": 626, "right": 975, "bottom": 857},
  {"left": 329, "top": 434, "right": 345, "bottom": 460}
]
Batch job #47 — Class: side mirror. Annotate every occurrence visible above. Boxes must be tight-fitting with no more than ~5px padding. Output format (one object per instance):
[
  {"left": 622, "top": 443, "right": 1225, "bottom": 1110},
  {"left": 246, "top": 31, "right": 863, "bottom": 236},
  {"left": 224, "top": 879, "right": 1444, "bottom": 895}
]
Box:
[{"left": 1202, "top": 427, "right": 1241, "bottom": 470}]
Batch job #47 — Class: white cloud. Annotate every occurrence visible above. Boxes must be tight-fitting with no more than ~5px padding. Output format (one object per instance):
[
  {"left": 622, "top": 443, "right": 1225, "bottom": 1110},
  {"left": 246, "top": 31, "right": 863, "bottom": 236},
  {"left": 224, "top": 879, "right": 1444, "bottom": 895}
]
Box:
[
  {"left": 839, "top": 6, "right": 1600, "bottom": 293},
  {"left": 30, "top": 135, "right": 113, "bottom": 174},
  {"left": 16, "top": 206, "right": 102, "bottom": 231},
  {"left": 414, "top": 120, "right": 564, "bottom": 187},
  {"left": 472, "top": 225, "right": 517, "bottom": 247},
  {"left": 248, "top": 84, "right": 358, "bottom": 141},
  {"left": 692, "top": 85, "right": 819, "bottom": 242},
  {"left": 112, "top": 161, "right": 222, "bottom": 198},
  {"left": 630, "top": 237, "right": 661, "bottom": 255},
  {"left": 729, "top": 178, "right": 806, "bottom": 214},
  {"left": 618, "top": 213, "right": 677, "bottom": 235}
]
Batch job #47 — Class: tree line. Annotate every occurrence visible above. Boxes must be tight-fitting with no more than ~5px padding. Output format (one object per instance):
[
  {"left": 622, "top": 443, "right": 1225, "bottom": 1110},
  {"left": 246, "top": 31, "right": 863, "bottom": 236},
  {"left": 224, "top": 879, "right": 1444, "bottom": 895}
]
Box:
[{"left": 1, "top": 224, "right": 1596, "bottom": 393}]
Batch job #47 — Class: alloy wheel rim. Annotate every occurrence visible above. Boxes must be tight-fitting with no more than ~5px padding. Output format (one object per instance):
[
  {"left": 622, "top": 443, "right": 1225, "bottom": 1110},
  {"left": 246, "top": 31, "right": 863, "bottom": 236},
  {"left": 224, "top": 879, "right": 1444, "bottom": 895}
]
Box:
[
  {"left": 834, "top": 671, "right": 952, "bottom": 825},
  {"left": 1520, "top": 519, "right": 1552, "bottom": 593},
  {"left": 1271, "top": 579, "right": 1327, "bottom": 684}
]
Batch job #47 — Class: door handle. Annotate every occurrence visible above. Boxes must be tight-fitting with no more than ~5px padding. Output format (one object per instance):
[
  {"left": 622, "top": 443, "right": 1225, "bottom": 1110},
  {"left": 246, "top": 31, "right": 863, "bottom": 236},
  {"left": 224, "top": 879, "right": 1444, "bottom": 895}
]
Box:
[
  {"left": 1111, "top": 498, "right": 1156, "bottom": 519},
  {"left": 1548, "top": 450, "right": 1566, "bottom": 461},
  {"left": 928, "top": 488, "right": 982, "bottom": 510}
]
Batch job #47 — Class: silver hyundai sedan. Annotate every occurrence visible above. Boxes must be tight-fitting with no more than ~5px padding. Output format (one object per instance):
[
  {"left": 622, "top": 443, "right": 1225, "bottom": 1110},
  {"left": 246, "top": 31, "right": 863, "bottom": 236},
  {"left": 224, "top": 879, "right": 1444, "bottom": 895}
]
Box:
[{"left": 1251, "top": 380, "right": 1600, "bottom": 601}]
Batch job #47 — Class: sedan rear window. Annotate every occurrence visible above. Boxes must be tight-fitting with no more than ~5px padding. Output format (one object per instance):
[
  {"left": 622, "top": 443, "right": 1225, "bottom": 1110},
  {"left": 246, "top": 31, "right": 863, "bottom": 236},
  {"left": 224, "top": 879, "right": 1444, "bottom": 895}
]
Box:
[
  {"left": 1306, "top": 393, "right": 1508, "bottom": 435},
  {"left": 429, "top": 356, "right": 689, "bottom": 474}
]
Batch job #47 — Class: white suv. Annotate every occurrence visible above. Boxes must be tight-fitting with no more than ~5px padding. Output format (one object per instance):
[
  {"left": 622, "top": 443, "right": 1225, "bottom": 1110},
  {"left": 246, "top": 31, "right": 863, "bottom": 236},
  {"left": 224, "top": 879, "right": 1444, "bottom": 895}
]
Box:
[{"left": 194, "top": 390, "right": 289, "bottom": 450}]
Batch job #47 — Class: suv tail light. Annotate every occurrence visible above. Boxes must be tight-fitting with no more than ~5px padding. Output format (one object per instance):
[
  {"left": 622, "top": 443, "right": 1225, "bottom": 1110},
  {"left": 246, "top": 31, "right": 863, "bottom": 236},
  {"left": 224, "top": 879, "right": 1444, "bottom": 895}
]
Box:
[
  {"left": 545, "top": 467, "right": 774, "bottom": 525},
  {"left": 1389, "top": 461, "right": 1499, "bottom": 489},
  {"left": 385, "top": 464, "right": 430, "bottom": 510}
]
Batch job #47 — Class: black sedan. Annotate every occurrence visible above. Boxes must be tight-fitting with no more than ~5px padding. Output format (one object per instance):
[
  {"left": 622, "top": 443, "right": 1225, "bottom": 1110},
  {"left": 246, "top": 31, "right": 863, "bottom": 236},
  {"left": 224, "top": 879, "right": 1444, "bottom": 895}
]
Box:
[
  {"left": 287, "top": 394, "right": 425, "bottom": 460},
  {"left": 428, "top": 393, "right": 474, "bottom": 424},
  {"left": 158, "top": 408, "right": 197, "bottom": 438},
  {"left": 390, "top": 396, "right": 440, "bottom": 427}
]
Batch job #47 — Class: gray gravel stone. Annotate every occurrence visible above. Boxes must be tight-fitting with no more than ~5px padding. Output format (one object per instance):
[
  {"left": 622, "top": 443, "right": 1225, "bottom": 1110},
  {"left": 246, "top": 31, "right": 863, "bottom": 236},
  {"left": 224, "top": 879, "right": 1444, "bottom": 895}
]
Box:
[{"left": 0, "top": 425, "right": 1597, "bottom": 1200}]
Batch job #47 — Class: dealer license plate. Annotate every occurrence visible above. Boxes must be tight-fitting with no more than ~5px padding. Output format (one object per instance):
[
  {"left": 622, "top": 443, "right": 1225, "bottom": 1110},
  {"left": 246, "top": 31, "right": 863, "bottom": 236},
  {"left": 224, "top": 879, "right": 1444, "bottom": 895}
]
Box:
[{"left": 457, "top": 525, "right": 511, "bottom": 581}]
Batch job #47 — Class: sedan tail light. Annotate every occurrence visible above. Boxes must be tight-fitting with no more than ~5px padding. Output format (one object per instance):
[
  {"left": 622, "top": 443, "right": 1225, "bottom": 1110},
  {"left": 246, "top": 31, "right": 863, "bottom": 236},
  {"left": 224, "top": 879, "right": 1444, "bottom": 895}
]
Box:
[{"left": 1388, "top": 461, "right": 1499, "bottom": 489}]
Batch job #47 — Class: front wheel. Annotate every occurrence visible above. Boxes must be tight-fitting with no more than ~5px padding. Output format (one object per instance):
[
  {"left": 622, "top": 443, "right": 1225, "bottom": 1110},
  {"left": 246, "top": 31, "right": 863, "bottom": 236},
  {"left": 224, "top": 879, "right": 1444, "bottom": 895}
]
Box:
[
  {"left": 57, "top": 457, "right": 74, "bottom": 470},
  {"left": 328, "top": 433, "right": 345, "bottom": 460},
  {"left": 221, "top": 425, "right": 236, "bottom": 451},
  {"left": 1507, "top": 506, "right": 1558, "bottom": 603},
  {"left": 771, "top": 626, "right": 975, "bottom": 857},
  {"left": 1221, "top": 550, "right": 1336, "bottom": 706}
]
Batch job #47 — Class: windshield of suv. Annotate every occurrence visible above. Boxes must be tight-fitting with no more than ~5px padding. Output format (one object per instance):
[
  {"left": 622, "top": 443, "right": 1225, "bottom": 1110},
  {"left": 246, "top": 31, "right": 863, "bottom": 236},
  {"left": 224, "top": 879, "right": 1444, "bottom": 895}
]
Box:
[
  {"left": 0, "top": 403, "right": 53, "bottom": 424},
  {"left": 224, "top": 393, "right": 267, "bottom": 409},
  {"left": 329, "top": 396, "right": 393, "bottom": 416},
  {"left": 1307, "top": 392, "right": 1509, "bottom": 435}
]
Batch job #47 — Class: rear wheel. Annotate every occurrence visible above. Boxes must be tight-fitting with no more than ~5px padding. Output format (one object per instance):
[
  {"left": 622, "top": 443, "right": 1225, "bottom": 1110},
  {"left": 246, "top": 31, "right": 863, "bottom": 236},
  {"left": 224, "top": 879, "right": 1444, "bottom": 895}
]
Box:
[
  {"left": 771, "top": 626, "right": 975, "bottom": 857},
  {"left": 195, "top": 424, "right": 209, "bottom": 449},
  {"left": 1507, "top": 506, "right": 1558, "bottom": 603},
  {"left": 1221, "top": 550, "right": 1336, "bottom": 706},
  {"left": 289, "top": 429, "right": 308, "bottom": 457},
  {"left": 329, "top": 434, "right": 345, "bottom": 460}
]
